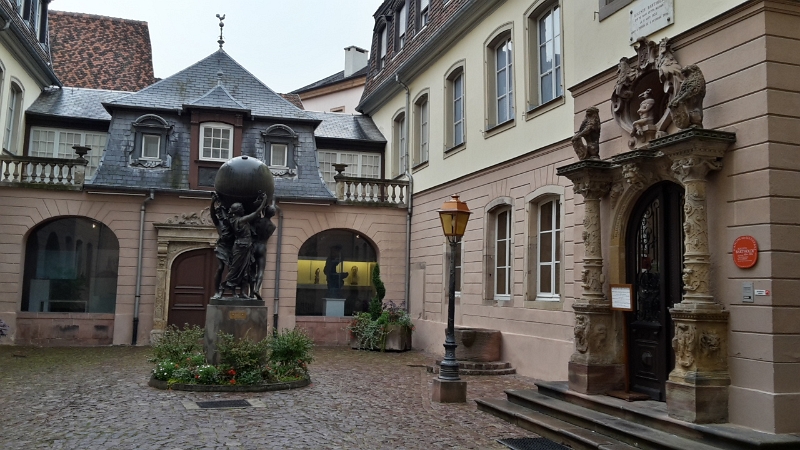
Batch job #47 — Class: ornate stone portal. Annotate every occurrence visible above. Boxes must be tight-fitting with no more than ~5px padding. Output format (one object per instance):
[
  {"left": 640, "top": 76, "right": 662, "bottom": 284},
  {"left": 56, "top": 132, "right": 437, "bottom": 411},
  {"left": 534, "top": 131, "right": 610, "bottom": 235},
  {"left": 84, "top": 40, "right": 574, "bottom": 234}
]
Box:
[{"left": 560, "top": 37, "right": 736, "bottom": 423}]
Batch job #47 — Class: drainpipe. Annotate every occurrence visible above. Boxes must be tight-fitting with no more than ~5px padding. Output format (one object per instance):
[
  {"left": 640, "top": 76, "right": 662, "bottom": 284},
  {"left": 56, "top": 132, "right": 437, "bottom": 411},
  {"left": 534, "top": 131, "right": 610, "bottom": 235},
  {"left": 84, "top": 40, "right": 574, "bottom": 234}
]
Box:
[
  {"left": 132, "top": 189, "right": 155, "bottom": 345},
  {"left": 395, "top": 74, "right": 413, "bottom": 312},
  {"left": 273, "top": 203, "right": 283, "bottom": 335}
]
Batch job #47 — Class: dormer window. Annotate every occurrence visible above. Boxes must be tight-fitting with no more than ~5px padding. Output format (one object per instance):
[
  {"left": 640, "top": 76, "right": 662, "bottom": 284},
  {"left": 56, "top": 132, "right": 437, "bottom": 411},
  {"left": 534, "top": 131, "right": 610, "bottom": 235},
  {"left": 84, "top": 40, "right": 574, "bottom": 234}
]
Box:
[
  {"left": 270, "top": 143, "right": 288, "bottom": 167},
  {"left": 141, "top": 134, "right": 161, "bottom": 159},
  {"left": 200, "top": 122, "right": 233, "bottom": 161},
  {"left": 131, "top": 114, "right": 171, "bottom": 168},
  {"left": 262, "top": 124, "right": 298, "bottom": 178}
]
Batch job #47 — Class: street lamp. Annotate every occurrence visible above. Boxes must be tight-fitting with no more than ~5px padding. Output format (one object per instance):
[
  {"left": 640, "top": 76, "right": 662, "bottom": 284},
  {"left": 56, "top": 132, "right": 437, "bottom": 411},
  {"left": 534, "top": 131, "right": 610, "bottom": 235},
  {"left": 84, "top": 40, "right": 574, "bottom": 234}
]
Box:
[{"left": 432, "top": 194, "right": 471, "bottom": 402}]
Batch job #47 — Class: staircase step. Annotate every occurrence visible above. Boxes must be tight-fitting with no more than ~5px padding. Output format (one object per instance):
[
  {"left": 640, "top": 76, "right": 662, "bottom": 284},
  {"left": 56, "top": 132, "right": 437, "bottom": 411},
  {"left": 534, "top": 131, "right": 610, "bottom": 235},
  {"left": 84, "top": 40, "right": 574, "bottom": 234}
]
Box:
[
  {"left": 428, "top": 360, "right": 516, "bottom": 375},
  {"left": 535, "top": 381, "right": 800, "bottom": 450},
  {"left": 476, "top": 398, "right": 638, "bottom": 450},
  {"left": 504, "top": 389, "right": 719, "bottom": 450}
]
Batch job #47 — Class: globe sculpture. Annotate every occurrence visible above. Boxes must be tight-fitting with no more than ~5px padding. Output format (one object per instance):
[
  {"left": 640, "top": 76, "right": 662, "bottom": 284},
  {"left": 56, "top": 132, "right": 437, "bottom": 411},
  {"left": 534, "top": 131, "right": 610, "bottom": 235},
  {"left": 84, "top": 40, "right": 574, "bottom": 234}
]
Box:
[{"left": 214, "top": 155, "right": 274, "bottom": 213}]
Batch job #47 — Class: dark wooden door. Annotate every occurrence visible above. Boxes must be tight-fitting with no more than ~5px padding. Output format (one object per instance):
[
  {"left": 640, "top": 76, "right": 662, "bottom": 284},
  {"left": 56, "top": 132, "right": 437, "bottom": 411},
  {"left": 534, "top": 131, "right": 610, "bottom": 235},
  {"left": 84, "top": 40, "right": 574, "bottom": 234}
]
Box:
[
  {"left": 168, "top": 248, "right": 216, "bottom": 328},
  {"left": 626, "top": 182, "right": 684, "bottom": 401}
]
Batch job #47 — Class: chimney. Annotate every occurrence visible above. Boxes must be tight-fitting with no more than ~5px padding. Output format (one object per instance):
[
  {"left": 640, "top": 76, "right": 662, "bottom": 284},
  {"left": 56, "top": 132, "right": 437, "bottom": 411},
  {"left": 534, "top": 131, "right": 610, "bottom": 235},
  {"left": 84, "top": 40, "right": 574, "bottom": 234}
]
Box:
[{"left": 344, "top": 46, "right": 369, "bottom": 78}]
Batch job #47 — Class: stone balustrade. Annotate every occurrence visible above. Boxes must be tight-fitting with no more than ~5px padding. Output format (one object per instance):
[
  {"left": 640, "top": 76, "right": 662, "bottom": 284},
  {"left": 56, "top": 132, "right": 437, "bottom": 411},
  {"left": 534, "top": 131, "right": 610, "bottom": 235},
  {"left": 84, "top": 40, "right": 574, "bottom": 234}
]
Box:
[
  {"left": 334, "top": 175, "right": 409, "bottom": 207},
  {"left": 0, "top": 154, "right": 88, "bottom": 189}
]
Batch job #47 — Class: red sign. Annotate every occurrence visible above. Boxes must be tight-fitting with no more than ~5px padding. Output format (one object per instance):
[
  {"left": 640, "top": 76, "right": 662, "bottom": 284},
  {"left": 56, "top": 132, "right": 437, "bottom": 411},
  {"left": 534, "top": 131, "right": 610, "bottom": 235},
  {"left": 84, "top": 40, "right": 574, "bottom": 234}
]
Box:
[{"left": 733, "top": 236, "right": 758, "bottom": 269}]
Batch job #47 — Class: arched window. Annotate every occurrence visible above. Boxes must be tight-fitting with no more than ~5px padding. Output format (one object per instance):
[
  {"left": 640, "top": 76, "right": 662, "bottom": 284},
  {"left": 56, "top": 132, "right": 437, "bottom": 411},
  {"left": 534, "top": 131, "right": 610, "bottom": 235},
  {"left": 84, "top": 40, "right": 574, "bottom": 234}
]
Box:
[
  {"left": 22, "top": 218, "right": 119, "bottom": 313},
  {"left": 296, "top": 229, "right": 378, "bottom": 316}
]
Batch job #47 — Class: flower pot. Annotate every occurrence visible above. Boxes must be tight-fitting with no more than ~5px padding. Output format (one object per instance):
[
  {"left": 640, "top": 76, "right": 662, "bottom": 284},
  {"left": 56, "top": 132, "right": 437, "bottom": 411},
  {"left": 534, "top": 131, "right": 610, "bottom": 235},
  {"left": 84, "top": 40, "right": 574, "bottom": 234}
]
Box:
[{"left": 383, "top": 324, "right": 412, "bottom": 351}]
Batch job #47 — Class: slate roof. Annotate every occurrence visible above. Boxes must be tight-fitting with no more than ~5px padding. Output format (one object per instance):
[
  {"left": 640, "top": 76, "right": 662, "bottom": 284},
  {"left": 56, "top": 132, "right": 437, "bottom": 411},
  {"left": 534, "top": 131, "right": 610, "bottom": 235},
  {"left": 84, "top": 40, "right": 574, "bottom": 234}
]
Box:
[
  {"left": 27, "top": 86, "right": 127, "bottom": 121},
  {"left": 185, "top": 84, "right": 249, "bottom": 112},
  {"left": 107, "top": 50, "right": 313, "bottom": 121},
  {"left": 291, "top": 66, "right": 368, "bottom": 95},
  {"left": 306, "top": 111, "right": 386, "bottom": 142},
  {"left": 48, "top": 11, "right": 155, "bottom": 91}
]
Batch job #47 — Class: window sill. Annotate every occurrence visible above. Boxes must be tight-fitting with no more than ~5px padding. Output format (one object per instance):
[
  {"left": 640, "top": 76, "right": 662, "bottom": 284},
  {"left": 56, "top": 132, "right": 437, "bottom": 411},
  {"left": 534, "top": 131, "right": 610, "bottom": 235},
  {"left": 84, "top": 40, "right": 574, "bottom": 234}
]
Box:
[
  {"left": 523, "top": 297, "right": 564, "bottom": 310},
  {"left": 443, "top": 142, "right": 465, "bottom": 158},
  {"left": 484, "top": 118, "right": 515, "bottom": 139},
  {"left": 412, "top": 160, "right": 429, "bottom": 173},
  {"left": 525, "top": 95, "right": 565, "bottom": 121}
]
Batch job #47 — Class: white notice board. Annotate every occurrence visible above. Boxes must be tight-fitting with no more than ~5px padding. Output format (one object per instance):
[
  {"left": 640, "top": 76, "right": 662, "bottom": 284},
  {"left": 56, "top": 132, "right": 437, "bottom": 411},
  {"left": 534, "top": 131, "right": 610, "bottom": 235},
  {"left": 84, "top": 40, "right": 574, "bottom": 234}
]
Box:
[{"left": 610, "top": 284, "right": 633, "bottom": 311}]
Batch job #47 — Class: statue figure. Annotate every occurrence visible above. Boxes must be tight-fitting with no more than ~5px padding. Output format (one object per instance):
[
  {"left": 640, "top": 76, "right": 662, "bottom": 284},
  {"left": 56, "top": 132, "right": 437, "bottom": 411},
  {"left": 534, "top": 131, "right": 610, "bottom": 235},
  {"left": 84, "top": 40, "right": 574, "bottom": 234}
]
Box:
[
  {"left": 314, "top": 268, "right": 320, "bottom": 284},
  {"left": 669, "top": 64, "right": 706, "bottom": 129},
  {"left": 323, "top": 245, "right": 349, "bottom": 298},
  {"left": 248, "top": 204, "right": 276, "bottom": 300},
  {"left": 210, "top": 193, "right": 234, "bottom": 299},
  {"left": 614, "top": 57, "right": 636, "bottom": 100},
  {"left": 221, "top": 192, "right": 269, "bottom": 298},
  {"left": 657, "top": 37, "right": 684, "bottom": 94},
  {"left": 633, "top": 89, "right": 656, "bottom": 135},
  {"left": 571, "top": 106, "right": 601, "bottom": 160},
  {"left": 350, "top": 265, "right": 359, "bottom": 285}
]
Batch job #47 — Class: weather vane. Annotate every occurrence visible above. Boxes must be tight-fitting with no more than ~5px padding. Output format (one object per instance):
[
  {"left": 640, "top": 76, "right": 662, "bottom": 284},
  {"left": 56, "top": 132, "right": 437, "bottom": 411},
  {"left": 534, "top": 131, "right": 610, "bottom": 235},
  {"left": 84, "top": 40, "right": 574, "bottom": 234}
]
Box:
[{"left": 216, "top": 14, "right": 225, "bottom": 49}]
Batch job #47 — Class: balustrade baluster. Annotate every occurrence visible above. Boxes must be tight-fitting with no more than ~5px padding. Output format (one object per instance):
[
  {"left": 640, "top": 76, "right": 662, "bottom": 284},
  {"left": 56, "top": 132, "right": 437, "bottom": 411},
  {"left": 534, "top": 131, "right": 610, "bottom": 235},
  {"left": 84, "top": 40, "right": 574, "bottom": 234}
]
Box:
[
  {"left": 65, "top": 164, "right": 73, "bottom": 184},
  {"left": 48, "top": 163, "right": 56, "bottom": 184},
  {"left": 56, "top": 163, "right": 64, "bottom": 184},
  {"left": 2, "top": 160, "right": 9, "bottom": 182},
  {"left": 345, "top": 181, "right": 353, "bottom": 201}
]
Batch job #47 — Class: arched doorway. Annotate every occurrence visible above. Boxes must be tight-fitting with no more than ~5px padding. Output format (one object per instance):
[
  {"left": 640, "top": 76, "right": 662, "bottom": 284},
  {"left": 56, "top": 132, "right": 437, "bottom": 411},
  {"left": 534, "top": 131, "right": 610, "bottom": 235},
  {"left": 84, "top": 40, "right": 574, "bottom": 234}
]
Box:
[
  {"left": 296, "top": 229, "right": 378, "bottom": 316},
  {"left": 625, "top": 181, "right": 684, "bottom": 401},
  {"left": 168, "top": 248, "right": 217, "bottom": 328},
  {"left": 22, "top": 217, "right": 119, "bottom": 313}
]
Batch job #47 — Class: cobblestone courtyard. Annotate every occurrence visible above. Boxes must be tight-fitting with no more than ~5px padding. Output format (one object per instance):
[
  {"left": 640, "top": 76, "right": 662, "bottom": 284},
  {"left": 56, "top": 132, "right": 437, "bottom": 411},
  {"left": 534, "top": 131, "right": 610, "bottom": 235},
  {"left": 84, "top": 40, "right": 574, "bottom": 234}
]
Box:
[{"left": 0, "top": 345, "right": 540, "bottom": 449}]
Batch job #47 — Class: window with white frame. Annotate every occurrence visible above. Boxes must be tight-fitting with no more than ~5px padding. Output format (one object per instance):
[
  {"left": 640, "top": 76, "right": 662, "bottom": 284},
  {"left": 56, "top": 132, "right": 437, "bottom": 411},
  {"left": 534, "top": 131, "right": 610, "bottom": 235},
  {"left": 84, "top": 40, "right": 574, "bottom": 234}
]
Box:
[
  {"left": 395, "top": 1, "right": 408, "bottom": 51},
  {"left": 29, "top": 127, "right": 108, "bottom": 178},
  {"left": 270, "top": 143, "right": 288, "bottom": 167},
  {"left": 200, "top": 122, "right": 233, "bottom": 161},
  {"left": 418, "top": 0, "right": 430, "bottom": 28},
  {"left": 4, "top": 82, "right": 22, "bottom": 153},
  {"left": 445, "top": 67, "right": 465, "bottom": 150},
  {"left": 378, "top": 26, "right": 388, "bottom": 70},
  {"left": 317, "top": 150, "right": 381, "bottom": 193},
  {"left": 493, "top": 207, "right": 512, "bottom": 300},
  {"left": 495, "top": 38, "right": 514, "bottom": 124},
  {"left": 538, "top": 4, "right": 562, "bottom": 104},
  {"left": 537, "top": 198, "right": 561, "bottom": 299},
  {"left": 392, "top": 111, "right": 406, "bottom": 177},
  {"left": 141, "top": 134, "right": 161, "bottom": 160},
  {"left": 413, "top": 93, "right": 429, "bottom": 166}
]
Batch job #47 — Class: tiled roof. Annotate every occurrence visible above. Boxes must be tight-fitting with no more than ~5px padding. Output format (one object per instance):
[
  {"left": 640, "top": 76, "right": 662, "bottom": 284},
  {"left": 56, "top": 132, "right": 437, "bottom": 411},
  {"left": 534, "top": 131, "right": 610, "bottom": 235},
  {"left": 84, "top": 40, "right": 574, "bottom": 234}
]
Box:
[
  {"left": 27, "top": 86, "right": 127, "bottom": 121},
  {"left": 291, "top": 66, "right": 368, "bottom": 94},
  {"left": 185, "top": 84, "right": 249, "bottom": 112},
  {"left": 48, "top": 11, "right": 156, "bottom": 91},
  {"left": 305, "top": 111, "right": 386, "bottom": 142},
  {"left": 107, "top": 50, "right": 313, "bottom": 121},
  {"left": 280, "top": 93, "right": 304, "bottom": 109}
]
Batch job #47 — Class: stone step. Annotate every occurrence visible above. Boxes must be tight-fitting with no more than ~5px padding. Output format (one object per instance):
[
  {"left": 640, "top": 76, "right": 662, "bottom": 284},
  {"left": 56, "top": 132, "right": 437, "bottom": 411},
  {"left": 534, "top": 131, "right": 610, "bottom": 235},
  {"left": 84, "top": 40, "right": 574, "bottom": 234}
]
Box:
[
  {"left": 427, "top": 360, "right": 516, "bottom": 375},
  {"left": 476, "top": 398, "right": 638, "bottom": 450},
  {"left": 535, "top": 381, "right": 800, "bottom": 450},
  {"left": 502, "top": 389, "right": 720, "bottom": 450}
]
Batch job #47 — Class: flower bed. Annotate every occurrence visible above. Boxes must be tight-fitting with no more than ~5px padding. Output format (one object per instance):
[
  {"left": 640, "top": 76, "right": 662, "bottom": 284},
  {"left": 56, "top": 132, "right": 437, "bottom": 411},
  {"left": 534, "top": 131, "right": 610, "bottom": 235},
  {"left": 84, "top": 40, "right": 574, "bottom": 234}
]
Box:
[{"left": 148, "top": 325, "right": 313, "bottom": 390}]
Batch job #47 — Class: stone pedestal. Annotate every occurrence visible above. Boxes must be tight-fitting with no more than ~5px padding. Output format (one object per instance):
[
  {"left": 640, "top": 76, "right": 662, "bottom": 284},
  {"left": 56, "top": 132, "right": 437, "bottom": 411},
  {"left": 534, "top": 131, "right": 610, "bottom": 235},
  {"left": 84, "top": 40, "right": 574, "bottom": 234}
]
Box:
[
  {"left": 431, "top": 378, "right": 467, "bottom": 403},
  {"left": 324, "top": 298, "right": 345, "bottom": 317},
  {"left": 204, "top": 297, "right": 269, "bottom": 365},
  {"left": 454, "top": 327, "right": 501, "bottom": 362}
]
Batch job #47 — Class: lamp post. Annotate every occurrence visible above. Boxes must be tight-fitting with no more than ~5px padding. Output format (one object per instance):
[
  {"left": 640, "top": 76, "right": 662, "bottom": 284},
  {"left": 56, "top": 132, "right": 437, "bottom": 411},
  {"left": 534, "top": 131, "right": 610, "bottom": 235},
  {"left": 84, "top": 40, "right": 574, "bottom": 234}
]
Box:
[{"left": 432, "top": 194, "right": 471, "bottom": 402}]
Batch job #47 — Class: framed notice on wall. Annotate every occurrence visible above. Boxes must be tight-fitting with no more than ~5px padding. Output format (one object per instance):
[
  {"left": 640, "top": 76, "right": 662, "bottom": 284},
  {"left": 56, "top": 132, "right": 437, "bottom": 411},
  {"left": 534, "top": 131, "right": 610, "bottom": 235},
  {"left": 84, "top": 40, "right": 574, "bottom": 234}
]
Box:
[{"left": 610, "top": 284, "right": 633, "bottom": 311}]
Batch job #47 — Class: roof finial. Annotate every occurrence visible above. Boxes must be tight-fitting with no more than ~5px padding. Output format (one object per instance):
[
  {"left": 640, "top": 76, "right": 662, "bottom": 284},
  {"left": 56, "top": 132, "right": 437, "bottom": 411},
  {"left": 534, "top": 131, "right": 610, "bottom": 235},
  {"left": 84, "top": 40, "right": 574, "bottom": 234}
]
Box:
[{"left": 216, "top": 14, "right": 225, "bottom": 49}]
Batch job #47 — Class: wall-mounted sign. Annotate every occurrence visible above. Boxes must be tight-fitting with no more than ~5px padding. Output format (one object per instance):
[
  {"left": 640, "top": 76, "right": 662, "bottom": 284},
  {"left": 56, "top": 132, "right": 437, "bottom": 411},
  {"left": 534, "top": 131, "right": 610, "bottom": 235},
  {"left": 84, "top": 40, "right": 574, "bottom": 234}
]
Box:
[
  {"left": 733, "top": 235, "right": 758, "bottom": 269},
  {"left": 611, "top": 284, "right": 634, "bottom": 311},
  {"left": 630, "top": 0, "right": 674, "bottom": 43}
]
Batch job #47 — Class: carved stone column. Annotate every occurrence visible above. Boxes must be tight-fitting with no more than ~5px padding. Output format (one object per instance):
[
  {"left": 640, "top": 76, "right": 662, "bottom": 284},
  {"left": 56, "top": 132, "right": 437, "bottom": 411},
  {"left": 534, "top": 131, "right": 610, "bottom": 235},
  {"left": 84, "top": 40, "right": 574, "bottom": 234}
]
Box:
[
  {"left": 651, "top": 129, "right": 736, "bottom": 423},
  {"left": 557, "top": 161, "right": 623, "bottom": 394}
]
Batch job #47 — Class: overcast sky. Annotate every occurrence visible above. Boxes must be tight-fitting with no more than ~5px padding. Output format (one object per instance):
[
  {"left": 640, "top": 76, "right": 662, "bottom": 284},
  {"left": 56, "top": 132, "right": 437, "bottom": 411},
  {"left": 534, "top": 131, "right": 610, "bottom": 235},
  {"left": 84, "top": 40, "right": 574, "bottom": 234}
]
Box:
[{"left": 53, "top": 0, "right": 382, "bottom": 93}]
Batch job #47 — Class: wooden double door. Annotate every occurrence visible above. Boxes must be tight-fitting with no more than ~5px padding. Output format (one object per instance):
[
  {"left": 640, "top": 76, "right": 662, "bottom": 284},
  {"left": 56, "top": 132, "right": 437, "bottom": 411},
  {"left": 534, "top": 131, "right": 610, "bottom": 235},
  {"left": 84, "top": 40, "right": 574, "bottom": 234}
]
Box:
[
  {"left": 168, "top": 248, "right": 217, "bottom": 328},
  {"left": 625, "top": 182, "right": 684, "bottom": 401}
]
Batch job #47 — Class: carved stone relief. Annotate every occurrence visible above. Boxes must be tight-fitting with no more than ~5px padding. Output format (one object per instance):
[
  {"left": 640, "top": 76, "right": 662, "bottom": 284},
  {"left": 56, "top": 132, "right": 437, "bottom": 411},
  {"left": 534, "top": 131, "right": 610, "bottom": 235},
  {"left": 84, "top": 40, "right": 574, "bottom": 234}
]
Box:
[
  {"left": 571, "top": 107, "right": 601, "bottom": 160},
  {"left": 574, "top": 315, "right": 589, "bottom": 353},
  {"left": 672, "top": 323, "right": 696, "bottom": 368},
  {"left": 165, "top": 207, "right": 213, "bottom": 226}
]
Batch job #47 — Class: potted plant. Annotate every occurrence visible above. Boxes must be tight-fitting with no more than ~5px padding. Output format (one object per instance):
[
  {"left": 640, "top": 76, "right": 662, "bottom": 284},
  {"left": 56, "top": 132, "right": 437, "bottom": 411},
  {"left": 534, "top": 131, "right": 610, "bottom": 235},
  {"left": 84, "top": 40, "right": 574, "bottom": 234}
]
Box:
[{"left": 347, "top": 264, "right": 413, "bottom": 351}]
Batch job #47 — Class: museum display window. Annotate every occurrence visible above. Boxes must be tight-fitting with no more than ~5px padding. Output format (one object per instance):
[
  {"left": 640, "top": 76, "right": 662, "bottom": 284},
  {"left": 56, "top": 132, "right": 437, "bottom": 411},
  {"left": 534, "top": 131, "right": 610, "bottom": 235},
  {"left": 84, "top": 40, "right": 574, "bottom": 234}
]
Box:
[
  {"left": 296, "top": 229, "right": 377, "bottom": 316},
  {"left": 21, "top": 217, "right": 119, "bottom": 313}
]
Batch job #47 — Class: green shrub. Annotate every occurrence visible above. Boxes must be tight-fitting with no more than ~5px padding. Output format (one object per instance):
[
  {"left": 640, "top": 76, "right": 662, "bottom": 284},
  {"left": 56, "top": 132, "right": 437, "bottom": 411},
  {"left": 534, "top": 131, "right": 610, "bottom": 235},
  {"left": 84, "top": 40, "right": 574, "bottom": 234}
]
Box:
[
  {"left": 195, "top": 364, "right": 219, "bottom": 384},
  {"left": 149, "top": 324, "right": 204, "bottom": 364},
  {"left": 268, "top": 327, "right": 314, "bottom": 381},
  {"left": 216, "top": 331, "right": 270, "bottom": 375},
  {"left": 153, "top": 360, "right": 177, "bottom": 381}
]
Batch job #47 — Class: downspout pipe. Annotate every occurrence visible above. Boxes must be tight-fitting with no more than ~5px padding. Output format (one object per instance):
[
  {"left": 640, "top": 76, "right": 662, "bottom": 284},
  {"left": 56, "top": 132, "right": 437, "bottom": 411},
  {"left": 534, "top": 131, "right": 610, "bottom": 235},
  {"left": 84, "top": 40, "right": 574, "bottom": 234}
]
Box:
[
  {"left": 395, "top": 74, "right": 413, "bottom": 312},
  {"left": 132, "top": 189, "right": 155, "bottom": 345},
  {"left": 273, "top": 203, "right": 283, "bottom": 336}
]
